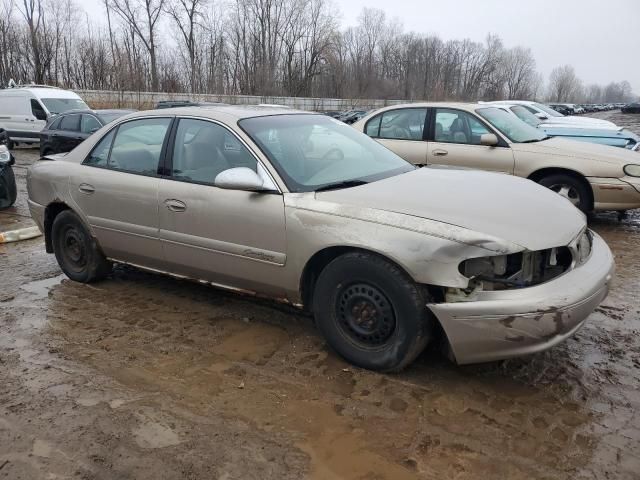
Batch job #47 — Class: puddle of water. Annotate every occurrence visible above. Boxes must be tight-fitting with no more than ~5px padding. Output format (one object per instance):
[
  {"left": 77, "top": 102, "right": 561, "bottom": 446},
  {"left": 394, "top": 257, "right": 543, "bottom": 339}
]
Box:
[{"left": 20, "top": 274, "right": 66, "bottom": 299}]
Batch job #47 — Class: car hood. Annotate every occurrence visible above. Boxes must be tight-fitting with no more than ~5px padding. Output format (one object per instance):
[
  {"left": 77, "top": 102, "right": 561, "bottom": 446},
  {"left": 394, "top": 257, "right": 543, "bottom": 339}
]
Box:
[
  {"left": 545, "top": 116, "right": 615, "bottom": 127},
  {"left": 511, "top": 137, "right": 640, "bottom": 166},
  {"left": 315, "top": 168, "right": 585, "bottom": 251}
]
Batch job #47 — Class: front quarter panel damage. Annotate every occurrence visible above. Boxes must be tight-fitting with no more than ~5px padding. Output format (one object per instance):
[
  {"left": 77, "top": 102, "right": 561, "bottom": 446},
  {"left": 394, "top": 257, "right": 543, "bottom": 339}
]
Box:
[{"left": 283, "top": 195, "right": 524, "bottom": 297}]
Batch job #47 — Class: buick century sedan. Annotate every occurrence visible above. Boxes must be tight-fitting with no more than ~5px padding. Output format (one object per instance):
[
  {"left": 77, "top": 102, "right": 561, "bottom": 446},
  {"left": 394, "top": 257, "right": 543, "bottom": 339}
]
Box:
[{"left": 27, "top": 107, "right": 614, "bottom": 369}]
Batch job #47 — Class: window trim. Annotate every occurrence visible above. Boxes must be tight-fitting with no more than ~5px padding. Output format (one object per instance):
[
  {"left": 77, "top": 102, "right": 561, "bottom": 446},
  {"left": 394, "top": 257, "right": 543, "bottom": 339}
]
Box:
[
  {"left": 428, "top": 107, "right": 509, "bottom": 147},
  {"left": 162, "top": 115, "right": 282, "bottom": 193},
  {"left": 363, "top": 107, "right": 430, "bottom": 141},
  {"left": 81, "top": 116, "right": 175, "bottom": 178}
]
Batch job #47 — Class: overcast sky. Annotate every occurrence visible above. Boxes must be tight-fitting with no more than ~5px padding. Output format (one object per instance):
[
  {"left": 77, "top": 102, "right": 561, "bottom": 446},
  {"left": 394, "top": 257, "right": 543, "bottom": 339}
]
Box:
[{"left": 82, "top": 0, "right": 640, "bottom": 94}]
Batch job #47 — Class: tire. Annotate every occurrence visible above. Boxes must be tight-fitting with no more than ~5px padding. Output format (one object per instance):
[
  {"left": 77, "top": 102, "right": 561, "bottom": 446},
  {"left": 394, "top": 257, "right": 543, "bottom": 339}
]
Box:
[
  {"left": 312, "top": 252, "right": 434, "bottom": 372},
  {"left": 538, "top": 173, "right": 591, "bottom": 213},
  {"left": 51, "top": 210, "right": 112, "bottom": 282},
  {"left": 0, "top": 166, "right": 17, "bottom": 209},
  {"left": 7, "top": 140, "right": 14, "bottom": 150}
]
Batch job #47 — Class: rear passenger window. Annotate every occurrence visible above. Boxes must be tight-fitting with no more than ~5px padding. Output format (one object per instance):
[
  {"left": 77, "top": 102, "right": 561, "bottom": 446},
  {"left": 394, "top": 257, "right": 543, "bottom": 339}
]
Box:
[
  {"left": 378, "top": 108, "right": 427, "bottom": 140},
  {"left": 84, "top": 130, "right": 115, "bottom": 167},
  {"left": 59, "top": 114, "right": 80, "bottom": 131},
  {"left": 109, "top": 118, "right": 171, "bottom": 175},
  {"left": 365, "top": 115, "right": 381, "bottom": 137}
]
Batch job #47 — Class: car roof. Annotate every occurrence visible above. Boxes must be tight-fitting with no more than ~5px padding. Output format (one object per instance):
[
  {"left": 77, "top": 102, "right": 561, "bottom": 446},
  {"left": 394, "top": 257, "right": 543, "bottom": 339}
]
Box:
[
  {"left": 0, "top": 86, "right": 84, "bottom": 100},
  {"left": 125, "top": 104, "right": 310, "bottom": 120}
]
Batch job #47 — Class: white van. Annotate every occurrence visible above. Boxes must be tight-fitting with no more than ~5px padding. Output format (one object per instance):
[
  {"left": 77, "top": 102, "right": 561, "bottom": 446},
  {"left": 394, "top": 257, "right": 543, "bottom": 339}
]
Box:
[{"left": 0, "top": 85, "right": 89, "bottom": 146}]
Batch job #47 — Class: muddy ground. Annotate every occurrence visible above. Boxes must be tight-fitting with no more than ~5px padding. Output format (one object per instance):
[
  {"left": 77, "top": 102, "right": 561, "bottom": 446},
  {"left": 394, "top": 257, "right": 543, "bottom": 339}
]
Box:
[{"left": 1, "top": 110, "right": 639, "bottom": 480}]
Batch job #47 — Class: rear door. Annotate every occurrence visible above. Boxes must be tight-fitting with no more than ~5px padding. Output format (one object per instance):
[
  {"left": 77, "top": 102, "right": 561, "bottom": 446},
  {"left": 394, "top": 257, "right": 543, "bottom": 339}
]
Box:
[
  {"left": 362, "top": 107, "right": 429, "bottom": 165},
  {"left": 69, "top": 117, "right": 173, "bottom": 269},
  {"left": 57, "top": 114, "right": 83, "bottom": 153},
  {"left": 427, "top": 108, "right": 515, "bottom": 174}
]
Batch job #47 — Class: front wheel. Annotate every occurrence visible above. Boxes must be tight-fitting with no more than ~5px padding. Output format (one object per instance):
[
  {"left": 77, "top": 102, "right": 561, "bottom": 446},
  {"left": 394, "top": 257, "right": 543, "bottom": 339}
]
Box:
[
  {"left": 312, "top": 252, "right": 434, "bottom": 372},
  {"left": 52, "top": 210, "right": 112, "bottom": 282},
  {"left": 539, "top": 174, "right": 591, "bottom": 213}
]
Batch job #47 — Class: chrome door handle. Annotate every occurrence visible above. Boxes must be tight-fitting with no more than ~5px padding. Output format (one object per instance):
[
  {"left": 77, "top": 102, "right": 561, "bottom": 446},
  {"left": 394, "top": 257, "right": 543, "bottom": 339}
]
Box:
[
  {"left": 164, "top": 199, "right": 186, "bottom": 212},
  {"left": 432, "top": 149, "right": 448, "bottom": 156},
  {"left": 78, "top": 183, "right": 95, "bottom": 194}
]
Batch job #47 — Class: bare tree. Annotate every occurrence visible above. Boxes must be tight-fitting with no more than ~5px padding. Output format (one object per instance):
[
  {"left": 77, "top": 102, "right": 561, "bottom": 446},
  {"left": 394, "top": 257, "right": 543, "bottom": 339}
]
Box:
[
  {"left": 107, "top": 0, "right": 166, "bottom": 91},
  {"left": 547, "top": 65, "right": 581, "bottom": 102},
  {"left": 502, "top": 46, "right": 537, "bottom": 98}
]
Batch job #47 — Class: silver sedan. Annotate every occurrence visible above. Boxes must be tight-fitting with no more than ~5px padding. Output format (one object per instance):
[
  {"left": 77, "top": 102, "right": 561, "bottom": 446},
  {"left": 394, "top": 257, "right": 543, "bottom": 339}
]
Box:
[{"left": 27, "top": 106, "right": 614, "bottom": 370}]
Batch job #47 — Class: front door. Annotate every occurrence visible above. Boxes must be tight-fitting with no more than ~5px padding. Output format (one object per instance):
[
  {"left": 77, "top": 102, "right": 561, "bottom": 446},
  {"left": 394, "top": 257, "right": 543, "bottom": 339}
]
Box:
[
  {"left": 158, "top": 118, "right": 287, "bottom": 296},
  {"left": 428, "top": 108, "right": 515, "bottom": 174},
  {"left": 69, "top": 117, "right": 173, "bottom": 269}
]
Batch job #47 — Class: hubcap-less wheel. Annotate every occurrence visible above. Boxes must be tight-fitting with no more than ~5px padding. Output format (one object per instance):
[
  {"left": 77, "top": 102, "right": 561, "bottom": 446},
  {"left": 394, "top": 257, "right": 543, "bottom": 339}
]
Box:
[
  {"left": 60, "top": 226, "right": 88, "bottom": 273},
  {"left": 337, "top": 283, "right": 396, "bottom": 347},
  {"left": 549, "top": 183, "right": 581, "bottom": 206}
]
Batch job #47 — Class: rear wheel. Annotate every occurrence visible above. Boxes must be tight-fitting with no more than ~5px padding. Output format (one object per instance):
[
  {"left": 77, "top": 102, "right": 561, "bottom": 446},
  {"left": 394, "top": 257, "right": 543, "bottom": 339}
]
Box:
[
  {"left": 312, "top": 252, "right": 434, "bottom": 372},
  {"left": 539, "top": 173, "right": 591, "bottom": 213},
  {"left": 52, "top": 210, "right": 112, "bottom": 282}
]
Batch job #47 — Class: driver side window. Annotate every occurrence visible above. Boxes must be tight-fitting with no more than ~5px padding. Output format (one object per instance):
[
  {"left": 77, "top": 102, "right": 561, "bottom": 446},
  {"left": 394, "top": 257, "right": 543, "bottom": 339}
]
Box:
[
  {"left": 170, "top": 119, "right": 257, "bottom": 185},
  {"left": 434, "top": 109, "right": 490, "bottom": 145}
]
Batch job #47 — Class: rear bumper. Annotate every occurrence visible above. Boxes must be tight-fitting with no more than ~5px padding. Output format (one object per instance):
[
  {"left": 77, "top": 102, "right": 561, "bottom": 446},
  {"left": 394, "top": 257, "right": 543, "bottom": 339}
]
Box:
[{"left": 428, "top": 232, "right": 614, "bottom": 364}]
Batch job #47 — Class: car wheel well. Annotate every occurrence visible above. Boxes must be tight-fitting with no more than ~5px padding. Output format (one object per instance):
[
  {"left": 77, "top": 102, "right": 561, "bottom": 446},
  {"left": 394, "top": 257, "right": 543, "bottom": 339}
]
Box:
[
  {"left": 528, "top": 168, "right": 594, "bottom": 211},
  {"left": 44, "top": 202, "right": 71, "bottom": 253},
  {"left": 299, "top": 246, "right": 439, "bottom": 311}
]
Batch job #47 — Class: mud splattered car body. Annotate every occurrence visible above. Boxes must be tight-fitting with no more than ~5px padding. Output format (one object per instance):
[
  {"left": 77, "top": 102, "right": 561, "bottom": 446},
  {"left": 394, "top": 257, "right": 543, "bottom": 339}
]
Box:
[{"left": 27, "top": 107, "right": 614, "bottom": 368}]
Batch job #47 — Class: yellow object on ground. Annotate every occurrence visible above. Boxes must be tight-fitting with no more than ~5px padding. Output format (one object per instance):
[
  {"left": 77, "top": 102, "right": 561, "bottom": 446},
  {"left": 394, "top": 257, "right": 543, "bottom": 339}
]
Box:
[{"left": 0, "top": 226, "right": 42, "bottom": 243}]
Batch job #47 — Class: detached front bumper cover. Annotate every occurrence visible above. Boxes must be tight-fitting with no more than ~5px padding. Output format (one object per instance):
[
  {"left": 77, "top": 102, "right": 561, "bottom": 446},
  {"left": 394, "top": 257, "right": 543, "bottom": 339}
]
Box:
[{"left": 429, "top": 231, "right": 614, "bottom": 364}]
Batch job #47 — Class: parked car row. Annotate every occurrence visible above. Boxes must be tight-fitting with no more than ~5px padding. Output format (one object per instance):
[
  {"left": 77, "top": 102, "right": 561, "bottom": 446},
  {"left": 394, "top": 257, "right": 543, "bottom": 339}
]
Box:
[
  {"left": 493, "top": 102, "right": 640, "bottom": 152},
  {"left": 548, "top": 103, "right": 622, "bottom": 115},
  {"left": 352, "top": 102, "right": 640, "bottom": 214}
]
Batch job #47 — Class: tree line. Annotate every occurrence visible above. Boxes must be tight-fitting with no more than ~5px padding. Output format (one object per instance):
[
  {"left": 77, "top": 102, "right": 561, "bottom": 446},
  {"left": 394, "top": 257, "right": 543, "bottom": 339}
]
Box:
[{"left": 0, "top": 0, "right": 636, "bottom": 103}]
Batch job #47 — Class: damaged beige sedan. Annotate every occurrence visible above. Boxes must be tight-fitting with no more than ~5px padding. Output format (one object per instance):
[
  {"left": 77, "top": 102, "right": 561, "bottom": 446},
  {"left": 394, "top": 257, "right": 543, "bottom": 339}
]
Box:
[{"left": 27, "top": 107, "right": 614, "bottom": 370}]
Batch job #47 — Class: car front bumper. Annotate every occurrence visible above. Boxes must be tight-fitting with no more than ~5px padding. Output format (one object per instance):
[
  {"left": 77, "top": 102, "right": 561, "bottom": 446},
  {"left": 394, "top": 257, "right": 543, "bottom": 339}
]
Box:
[{"left": 428, "top": 231, "right": 614, "bottom": 364}]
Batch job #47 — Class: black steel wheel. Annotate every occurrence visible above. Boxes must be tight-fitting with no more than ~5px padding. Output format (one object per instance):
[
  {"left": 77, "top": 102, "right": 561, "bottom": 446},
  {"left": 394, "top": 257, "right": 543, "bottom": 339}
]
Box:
[
  {"left": 52, "top": 210, "right": 112, "bottom": 282},
  {"left": 313, "top": 252, "right": 434, "bottom": 372}
]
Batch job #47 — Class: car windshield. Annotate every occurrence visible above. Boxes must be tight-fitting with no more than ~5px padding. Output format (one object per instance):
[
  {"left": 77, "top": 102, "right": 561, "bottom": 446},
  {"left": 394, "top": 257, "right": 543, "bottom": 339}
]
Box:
[
  {"left": 534, "top": 102, "right": 563, "bottom": 117},
  {"left": 240, "top": 114, "right": 414, "bottom": 192},
  {"left": 476, "top": 107, "right": 547, "bottom": 143},
  {"left": 510, "top": 105, "right": 542, "bottom": 127},
  {"left": 97, "top": 112, "right": 130, "bottom": 124},
  {"left": 41, "top": 98, "right": 89, "bottom": 114}
]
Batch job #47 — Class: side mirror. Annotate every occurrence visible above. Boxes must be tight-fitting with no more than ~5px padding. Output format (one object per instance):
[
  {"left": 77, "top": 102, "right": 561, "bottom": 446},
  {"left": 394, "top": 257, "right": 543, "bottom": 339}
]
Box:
[
  {"left": 535, "top": 112, "right": 548, "bottom": 120},
  {"left": 214, "top": 167, "right": 265, "bottom": 191},
  {"left": 480, "top": 133, "right": 499, "bottom": 146}
]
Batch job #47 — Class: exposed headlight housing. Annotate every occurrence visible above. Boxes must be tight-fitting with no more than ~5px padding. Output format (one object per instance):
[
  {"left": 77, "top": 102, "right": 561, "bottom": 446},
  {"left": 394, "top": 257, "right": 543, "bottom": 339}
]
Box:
[
  {"left": 623, "top": 164, "right": 640, "bottom": 176},
  {"left": 0, "top": 145, "right": 11, "bottom": 164},
  {"left": 459, "top": 246, "right": 573, "bottom": 291}
]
